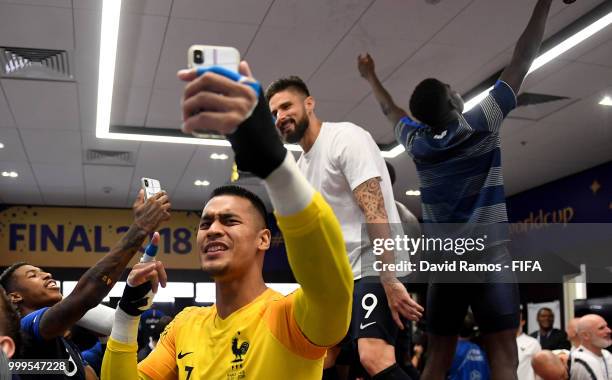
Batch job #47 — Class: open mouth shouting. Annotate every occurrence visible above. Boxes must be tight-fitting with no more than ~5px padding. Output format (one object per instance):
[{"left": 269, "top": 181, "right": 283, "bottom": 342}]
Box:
[{"left": 45, "top": 279, "right": 60, "bottom": 290}]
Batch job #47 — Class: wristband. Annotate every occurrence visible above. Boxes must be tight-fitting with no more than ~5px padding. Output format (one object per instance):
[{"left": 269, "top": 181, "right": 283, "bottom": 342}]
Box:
[
  {"left": 227, "top": 91, "right": 287, "bottom": 179},
  {"left": 118, "top": 282, "right": 153, "bottom": 317},
  {"left": 195, "top": 66, "right": 261, "bottom": 95}
]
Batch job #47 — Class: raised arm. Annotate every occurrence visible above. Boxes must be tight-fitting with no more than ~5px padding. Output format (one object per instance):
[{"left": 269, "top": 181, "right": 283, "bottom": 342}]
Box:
[
  {"left": 358, "top": 53, "right": 408, "bottom": 127},
  {"left": 499, "top": 0, "right": 554, "bottom": 94},
  {"left": 178, "top": 62, "right": 353, "bottom": 347},
  {"left": 102, "top": 237, "right": 169, "bottom": 380},
  {"left": 38, "top": 191, "right": 170, "bottom": 340},
  {"left": 268, "top": 156, "right": 353, "bottom": 346}
]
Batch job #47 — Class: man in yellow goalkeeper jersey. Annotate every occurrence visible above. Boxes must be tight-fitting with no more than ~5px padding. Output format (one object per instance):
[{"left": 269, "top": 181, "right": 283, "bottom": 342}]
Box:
[{"left": 101, "top": 62, "right": 353, "bottom": 379}]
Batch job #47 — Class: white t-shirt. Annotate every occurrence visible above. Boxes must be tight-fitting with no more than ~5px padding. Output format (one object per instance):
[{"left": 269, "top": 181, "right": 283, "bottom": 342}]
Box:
[
  {"left": 571, "top": 346, "right": 612, "bottom": 380},
  {"left": 516, "top": 333, "right": 541, "bottom": 380},
  {"left": 297, "top": 122, "right": 404, "bottom": 279}
]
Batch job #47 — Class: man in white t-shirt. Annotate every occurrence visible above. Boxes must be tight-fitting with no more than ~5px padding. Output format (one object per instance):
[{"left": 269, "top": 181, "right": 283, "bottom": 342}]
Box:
[
  {"left": 266, "top": 76, "right": 423, "bottom": 380},
  {"left": 517, "top": 310, "right": 541, "bottom": 380},
  {"left": 570, "top": 314, "right": 612, "bottom": 380}
]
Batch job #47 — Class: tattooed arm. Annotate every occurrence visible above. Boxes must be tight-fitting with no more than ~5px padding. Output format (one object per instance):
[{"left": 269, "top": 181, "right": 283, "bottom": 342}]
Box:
[
  {"left": 353, "top": 177, "right": 397, "bottom": 280},
  {"left": 353, "top": 178, "right": 423, "bottom": 326},
  {"left": 38, "top": 190, "right": 171, "bottom": 340}
]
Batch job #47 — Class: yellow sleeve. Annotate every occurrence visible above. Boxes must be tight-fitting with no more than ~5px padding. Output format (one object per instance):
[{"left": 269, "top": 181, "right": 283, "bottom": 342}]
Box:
[
  {"left": 274, "top": 192, "right": 353, "bottom": 347},
  {"left": 263, "top": 293, "right": 327, "bottom": 359},
  {"left": 101, "top": 338, "right": 153, "bottom": 380},
  {"left": 138, "top": 308, "right": 196, "bottom": 380},
  {"left": 102, "top": 307, "right": 195, "bottom": 380}
]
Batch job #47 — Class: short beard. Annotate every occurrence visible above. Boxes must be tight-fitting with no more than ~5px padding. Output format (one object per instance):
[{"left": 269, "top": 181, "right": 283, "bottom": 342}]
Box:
[
  {"left": 594, "top": 336, "right": 612, "bottom": 349},
  {"left": 283, "top": 114, "right": 309, "bottom": 144},
  {"left": 201, "top": 262, "right": 228, "bottom": 278}
]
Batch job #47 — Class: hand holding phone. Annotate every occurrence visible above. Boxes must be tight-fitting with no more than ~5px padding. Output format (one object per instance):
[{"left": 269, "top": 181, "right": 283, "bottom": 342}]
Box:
[
  {"left": 141, "top": 177, "right": 162, "bottom": 200},
  {"left": 179, "top": 58, "right": 285, "bottom": 179},
  {"left": 132, "top": 185, "right": 171, "bottom": 235},
  {"left": 185, "top": 45, "right": 244, "bottom": 138}
]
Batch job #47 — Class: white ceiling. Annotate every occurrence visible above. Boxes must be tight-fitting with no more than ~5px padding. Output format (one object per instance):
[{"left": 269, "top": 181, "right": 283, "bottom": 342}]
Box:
[{"left": 0, "top": 0, "right": 611, "bottom": 217}]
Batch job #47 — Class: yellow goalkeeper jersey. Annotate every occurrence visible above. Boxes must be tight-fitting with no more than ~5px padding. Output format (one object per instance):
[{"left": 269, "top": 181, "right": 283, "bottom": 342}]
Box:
[{"left": 102, "top": 192, "right": 353, "bottom": 380}]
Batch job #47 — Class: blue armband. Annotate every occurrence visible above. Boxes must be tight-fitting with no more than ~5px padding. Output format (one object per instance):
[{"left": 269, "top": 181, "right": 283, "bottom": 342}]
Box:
[{"left": 195, "top": 66, "right": 261, "bottom": 95}]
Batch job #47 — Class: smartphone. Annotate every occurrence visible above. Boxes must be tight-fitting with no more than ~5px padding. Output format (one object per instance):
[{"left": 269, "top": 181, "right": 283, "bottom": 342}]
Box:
[
  {"left": 188, "top": 45, "right": 240, "bottom": 72},
  {"left": 187, "top": 45, "right": 241, "bottom": 138},
  {"left": 141, "top": 177, "right": 162, "bottom": 200}
]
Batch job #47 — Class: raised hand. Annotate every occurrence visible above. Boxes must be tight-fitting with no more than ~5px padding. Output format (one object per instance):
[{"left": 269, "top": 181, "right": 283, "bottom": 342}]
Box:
[
  {"left": 178, "top": 62, "right": 259, "bottom": 136},
  {"left": 132, "top": 190, "right": 171, "bottom": 234},
  {"left": 178, "top": 61, "right": 286, "bottom": 179},
  {"left": 119, "top": 258, "right": 167, "bottom": 317},
  {"left": 357, "top": 53, "right": 376, "bottom": 80},
  {"left": 126, "top": 260, "right": 167, "bottom": 294}
]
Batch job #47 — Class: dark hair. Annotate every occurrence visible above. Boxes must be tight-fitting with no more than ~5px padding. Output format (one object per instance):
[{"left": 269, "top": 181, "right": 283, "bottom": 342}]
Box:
[
  {"left": 537, "top": 307, "right": 553, "bottom": 317},
  {"left": 0, "top": 285, "right": 22, "bottom": 354},
  {"left": 409, "top": 78, "right": 450, "bottom": 127},
  {"left": 209, "top": 185, "right": 268, "bottom": 228},
  {"left": 385, "top": 161, "right": 396, "bottom": 185},
  {"left": 0, "top": 262, "right": 28, "bottom": 293},
  {"left": 265, "top": 76, "right": 310, "bottom": 102},
  {"left": 459, "top": 312, "right": 476, "bottom": 338}
]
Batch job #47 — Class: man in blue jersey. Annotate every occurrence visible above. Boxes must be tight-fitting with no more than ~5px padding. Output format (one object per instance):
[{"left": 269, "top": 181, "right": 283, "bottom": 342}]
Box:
[
  {"left": 0, "top": 191, "right": 170, "bottom": 380},
  {"left": 448, "top": 313, "right": 490, "bottom": 380},
  {"left": 358, "top": 1, "right": 563, "bottom": 379}
]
